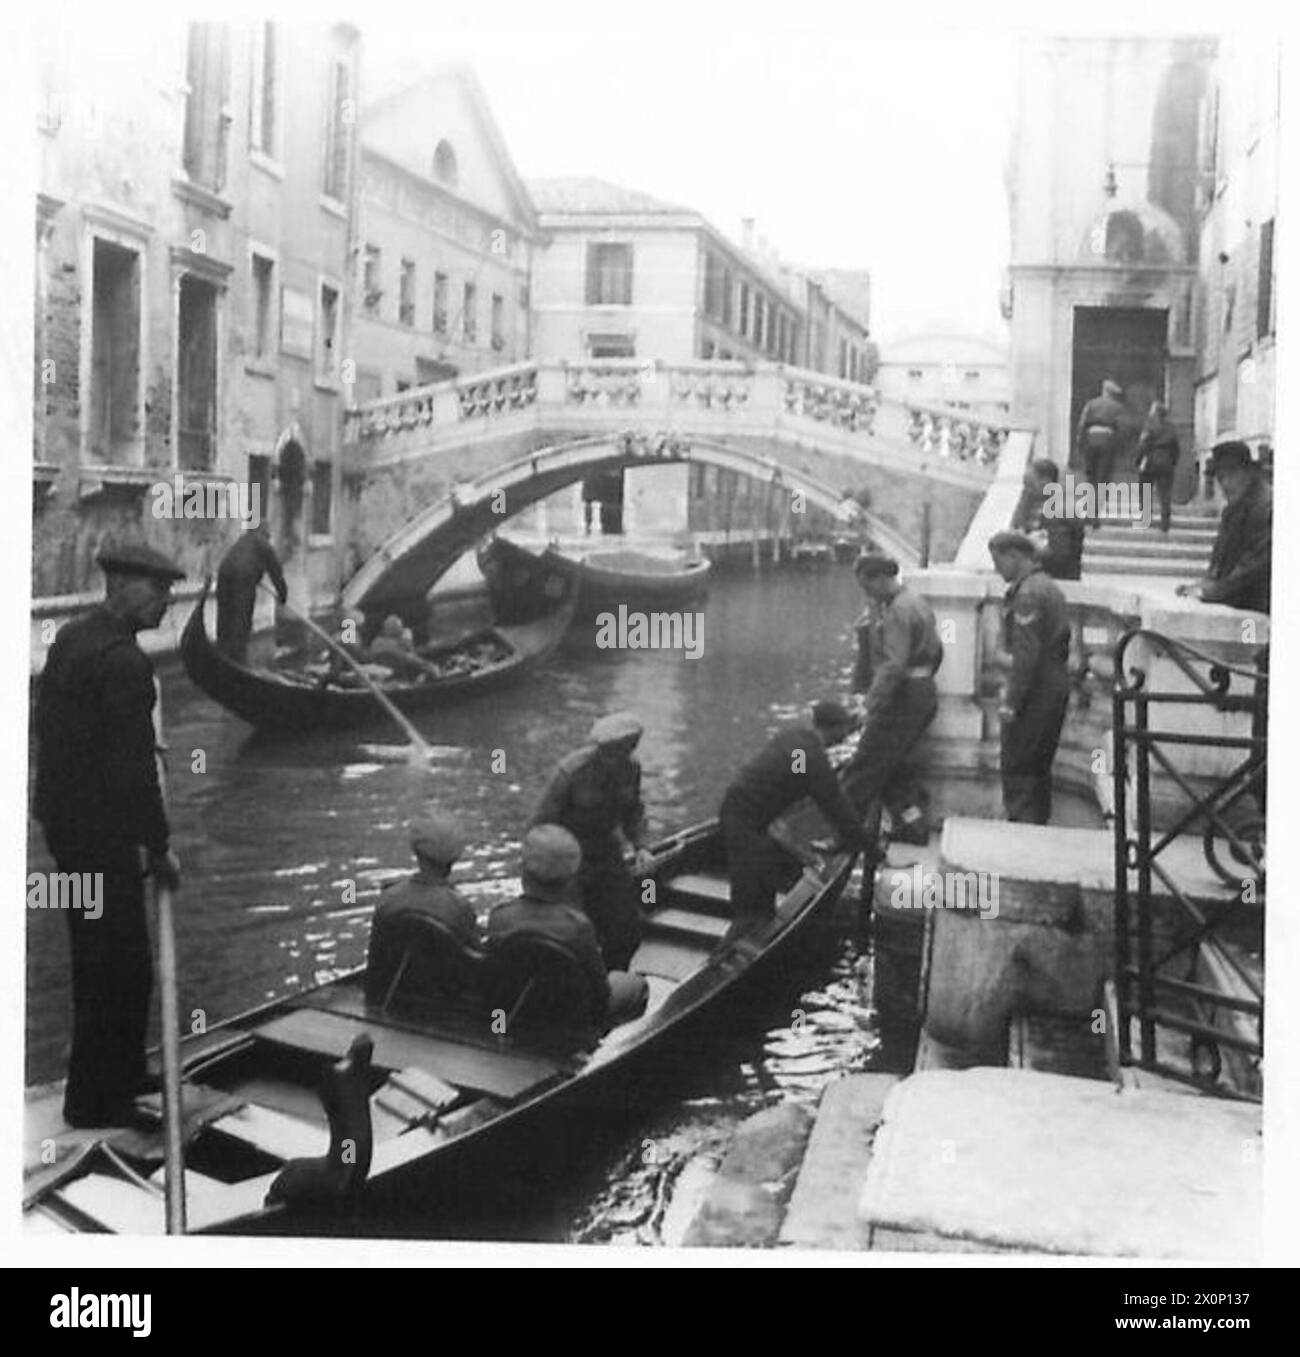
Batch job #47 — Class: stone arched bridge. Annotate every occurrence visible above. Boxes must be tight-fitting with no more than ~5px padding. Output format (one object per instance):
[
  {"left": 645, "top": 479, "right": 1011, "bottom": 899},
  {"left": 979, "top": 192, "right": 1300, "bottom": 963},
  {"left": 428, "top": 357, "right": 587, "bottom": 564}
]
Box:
[{"left": 342, "top": 359, "right": 1030, "bottom": 613}]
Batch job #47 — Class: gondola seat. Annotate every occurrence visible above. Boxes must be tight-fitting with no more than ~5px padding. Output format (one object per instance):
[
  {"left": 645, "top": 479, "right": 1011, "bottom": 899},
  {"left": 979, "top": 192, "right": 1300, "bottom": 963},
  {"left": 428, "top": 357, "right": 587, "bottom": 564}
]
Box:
[
  {"left": 364, "top": 911, "right": 485, "bottom": 1011},
  {"left": 484, "top": 932, "right": 607, "bottom": 1048}
]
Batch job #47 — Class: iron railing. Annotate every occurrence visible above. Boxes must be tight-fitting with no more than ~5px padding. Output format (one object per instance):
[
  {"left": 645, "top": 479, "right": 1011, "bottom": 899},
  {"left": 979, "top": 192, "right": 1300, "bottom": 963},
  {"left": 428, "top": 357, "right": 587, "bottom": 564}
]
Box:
[{"left": 1111, "top": 629, "right": 1265, "bottom": 1099}]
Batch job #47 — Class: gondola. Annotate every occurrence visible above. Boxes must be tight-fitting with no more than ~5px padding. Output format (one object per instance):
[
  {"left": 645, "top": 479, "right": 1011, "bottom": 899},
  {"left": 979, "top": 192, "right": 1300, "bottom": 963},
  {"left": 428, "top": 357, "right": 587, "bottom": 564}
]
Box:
[
  {"left": 480, "top": 536, "right": 710, "bottom": 621},
  {"left": 179, "top": 570, "right": 576, "bottom": 732},
  {"left": 23, "top": 806, "right": 858, "bottom": 1237}
]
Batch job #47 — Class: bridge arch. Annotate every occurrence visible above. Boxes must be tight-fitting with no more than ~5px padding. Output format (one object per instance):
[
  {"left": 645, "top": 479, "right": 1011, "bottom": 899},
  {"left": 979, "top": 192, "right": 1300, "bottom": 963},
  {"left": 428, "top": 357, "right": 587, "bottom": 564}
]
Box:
[{"left": 341, "top": 430, "right": 918, "bottom": 614}]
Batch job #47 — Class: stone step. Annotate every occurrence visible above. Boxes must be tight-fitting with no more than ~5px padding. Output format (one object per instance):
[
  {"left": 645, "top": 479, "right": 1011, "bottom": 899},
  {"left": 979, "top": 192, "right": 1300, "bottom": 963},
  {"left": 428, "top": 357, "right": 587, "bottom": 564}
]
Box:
[
  {"left": 1084, "top": 557, "right": 1206, "bottom": 578},
  {"left": 1085, "top": 536, "right": 1212, "bottom": 558}
]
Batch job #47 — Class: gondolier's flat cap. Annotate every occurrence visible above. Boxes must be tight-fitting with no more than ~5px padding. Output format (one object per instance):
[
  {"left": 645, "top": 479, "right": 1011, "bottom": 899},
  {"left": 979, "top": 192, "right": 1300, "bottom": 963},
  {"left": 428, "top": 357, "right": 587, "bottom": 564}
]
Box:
[
  {"left": 96, "top": 543, "right": 186, "bottom": 582},
  {"left": 409, "top": 812, "right": 465, "bottom": 865},
  {"left": 854, "top": 551, "right": 899, "bottom": 580},
  {"left": 589, "top": 711, "right": 644, "bottom": 746},
  {"left": 987, "top": 530, "right": 1038, "bottom": 557},
  {"left": 1210, "top": 440, "right": 1254, "bottom": 472},
  {"left": 810, "top": 699, "right": 855, "bottom": 731},
  {"left": 521, "top": 824, "right": 582, "bottom": 884}
]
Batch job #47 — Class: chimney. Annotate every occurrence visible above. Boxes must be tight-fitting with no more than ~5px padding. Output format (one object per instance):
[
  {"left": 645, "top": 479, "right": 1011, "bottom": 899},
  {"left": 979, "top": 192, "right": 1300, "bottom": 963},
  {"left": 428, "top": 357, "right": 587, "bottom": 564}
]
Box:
[{"left": 741, "top": 217, "right": 755, "bottom": 251}]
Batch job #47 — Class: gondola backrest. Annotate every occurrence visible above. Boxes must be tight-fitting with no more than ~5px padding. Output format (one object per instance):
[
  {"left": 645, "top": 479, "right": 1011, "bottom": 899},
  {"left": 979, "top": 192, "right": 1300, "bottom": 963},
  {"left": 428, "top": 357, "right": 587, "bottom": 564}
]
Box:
[
  {"left": 484, "top": 932, "right": 605, "bottom": 1047},
  {"left": 365, "top": 910, "right": 484, "bottom": 1011}
]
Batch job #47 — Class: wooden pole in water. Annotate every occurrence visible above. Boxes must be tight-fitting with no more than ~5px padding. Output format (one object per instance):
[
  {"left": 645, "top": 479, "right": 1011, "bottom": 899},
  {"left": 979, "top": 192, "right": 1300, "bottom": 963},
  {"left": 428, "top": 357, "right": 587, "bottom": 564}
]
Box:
[{"left": 262, "top": 584, "right": 433, "bottom": 759}]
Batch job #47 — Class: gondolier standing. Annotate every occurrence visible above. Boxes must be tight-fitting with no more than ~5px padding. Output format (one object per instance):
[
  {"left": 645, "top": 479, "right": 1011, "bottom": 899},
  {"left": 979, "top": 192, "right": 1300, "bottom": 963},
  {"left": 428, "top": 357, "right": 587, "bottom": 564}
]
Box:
[
  {"left": 988, "top": 530, "right": 1071, "bottom": 824},
  {"left": 529, "top": 711, "right": 652, "bottom": 971},
  {"left": 34, "top": 544, "right": 185, "bottom": 1128},
  {"left": 216, "top": 520, "right": 287, "bottom": 661},
  {"left": 842, "top": 553, "right": 944, "bottom": 842}
]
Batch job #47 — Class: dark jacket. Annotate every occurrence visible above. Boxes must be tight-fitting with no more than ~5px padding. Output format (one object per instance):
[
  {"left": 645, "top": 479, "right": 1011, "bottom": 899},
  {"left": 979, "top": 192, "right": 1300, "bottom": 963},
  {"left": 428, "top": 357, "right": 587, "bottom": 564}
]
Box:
[
  {"left": 1001, "top": 567, "right": 1070, "bottom": 714},
  {"left": 1136, "top": 417, "right": 1181, "bottom": 471},
  {"left": 217, "top": 531, "right": 287, "bottom": 600},
  {"left": 1076, "top": 392, "right": 1126, "bottom": 447},
  {"left": 371, "top": 876, "right": 478, "bottom": 947},
  {"left": 721, "top": 724, "right": 867, "bottom": 848},
  {"left": 530, "top": 746, "right": 647, "bottom": 863},
  {"left": 35, "top": 606, "right": 170, "bottom": 859},
  {"left": 852, "top": 586, "right": 944, "bottom": 702},
  {"left": 1011, "top": 484, "right": 1085, "bottom": 581},
  {"left": 1204, "top": 475, "right": 1272, "bottom": 613}
]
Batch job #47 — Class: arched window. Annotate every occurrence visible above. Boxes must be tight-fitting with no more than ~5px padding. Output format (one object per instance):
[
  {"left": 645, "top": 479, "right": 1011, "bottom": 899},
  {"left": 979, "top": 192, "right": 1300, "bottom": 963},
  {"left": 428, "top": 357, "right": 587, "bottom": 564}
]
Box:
[{"left": 433, "top": 139, "right": 458, "bottom": 188}]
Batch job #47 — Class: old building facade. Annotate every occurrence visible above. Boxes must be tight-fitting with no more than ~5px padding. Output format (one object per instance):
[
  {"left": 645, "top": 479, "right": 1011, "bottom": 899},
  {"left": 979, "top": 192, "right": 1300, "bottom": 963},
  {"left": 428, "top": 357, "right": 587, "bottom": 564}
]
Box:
[
  {"left": 1005, "top": 35, "right": 1214, "bottom": 498},
  {"left": 33, "top": 19, "right": 361, "bottom": 614},
  {"left": 351, "top": 66, "right": 539, "bottom": 401},
  {"left": 875, "top": 331, "right": 1010, "bottom": 420}
]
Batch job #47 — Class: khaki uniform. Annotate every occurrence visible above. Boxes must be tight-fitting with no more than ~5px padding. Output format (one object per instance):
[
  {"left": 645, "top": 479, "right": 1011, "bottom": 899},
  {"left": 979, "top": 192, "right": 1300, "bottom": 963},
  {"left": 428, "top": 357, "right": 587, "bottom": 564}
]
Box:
[{"left": 1000, "top": 566, "right": 1071, "bottom": 823}]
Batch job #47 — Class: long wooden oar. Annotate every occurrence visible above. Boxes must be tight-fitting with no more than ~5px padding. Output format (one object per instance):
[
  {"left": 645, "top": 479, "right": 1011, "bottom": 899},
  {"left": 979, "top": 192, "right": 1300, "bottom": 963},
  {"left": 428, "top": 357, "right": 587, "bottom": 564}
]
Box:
[
  {"left": 262, "top": 584, "right": 433, "bottom": 763},
  {"left": 149, "top": 678, "right": 186, "bottom": 1234},
  {"left": 154, "top": 879, "right": 186, "bottom": 1234}
]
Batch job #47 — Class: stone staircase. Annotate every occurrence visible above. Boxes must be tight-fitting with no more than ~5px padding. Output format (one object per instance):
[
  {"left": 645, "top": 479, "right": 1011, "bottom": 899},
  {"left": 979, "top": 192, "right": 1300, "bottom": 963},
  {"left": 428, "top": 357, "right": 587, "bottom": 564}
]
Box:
[{"left": 1082, "top": 506, "right": 1219, "bottom": 580}]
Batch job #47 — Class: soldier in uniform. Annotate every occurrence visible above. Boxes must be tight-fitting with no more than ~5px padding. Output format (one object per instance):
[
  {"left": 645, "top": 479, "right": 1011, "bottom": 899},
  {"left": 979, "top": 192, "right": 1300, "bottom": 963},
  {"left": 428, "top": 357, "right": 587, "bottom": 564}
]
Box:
[
  {"left": 719, "top": 700, "right": 870, "bottom": 937},
  {"left": 487, "top": 825, "right": 649, "bottom": 1028},
  {"left": 1011, "top": 458, "right": 1085, "bottom": 580},
  {"left": 34, "top": 544, "right": 185, "bottom": 1128},
  {"left": 842, "top": 553, "right": 944, "bottom": 841},
  {"left": 216, "top": 520, "right": 287, "bottom": 661},
  {"left": 1075, "top": 377, "right": 1127, "bottom": 524},
  {"left": 988, "top": 530, "right": 1072, "bottom": 824},
  {"left": 365, "top": 812, "right": 479, "bottom": 1004},
  {"left": 529, "top": 711, "right": 652, "bottom": 971}
]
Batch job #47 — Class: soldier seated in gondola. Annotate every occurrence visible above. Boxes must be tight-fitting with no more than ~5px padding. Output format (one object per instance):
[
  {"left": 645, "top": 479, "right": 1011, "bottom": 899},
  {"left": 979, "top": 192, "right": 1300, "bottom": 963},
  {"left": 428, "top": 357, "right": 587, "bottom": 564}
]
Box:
[
  {"left": 487, "top": 825, "right": 648, "bottom": 1033},
  {"left": 365, "top": 812, "right": 482, "bottom": 1007}
]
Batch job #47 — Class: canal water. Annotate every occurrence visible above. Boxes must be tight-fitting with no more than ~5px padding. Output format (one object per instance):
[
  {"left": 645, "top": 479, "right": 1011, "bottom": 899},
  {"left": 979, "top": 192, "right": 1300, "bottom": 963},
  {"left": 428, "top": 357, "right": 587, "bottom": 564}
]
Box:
[{"left": 25, "top": 560, "right": 885, "bottom": 1243}]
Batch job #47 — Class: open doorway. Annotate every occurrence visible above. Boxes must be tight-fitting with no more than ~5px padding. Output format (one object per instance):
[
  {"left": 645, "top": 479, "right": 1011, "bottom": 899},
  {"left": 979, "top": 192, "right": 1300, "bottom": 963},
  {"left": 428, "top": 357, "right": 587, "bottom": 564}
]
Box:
[
  {"left": 1070, "top": 307, "right": 1168, "bottom": 478},
  {"left": 279, "top": 440, "right": 306, "bottom": 560}
]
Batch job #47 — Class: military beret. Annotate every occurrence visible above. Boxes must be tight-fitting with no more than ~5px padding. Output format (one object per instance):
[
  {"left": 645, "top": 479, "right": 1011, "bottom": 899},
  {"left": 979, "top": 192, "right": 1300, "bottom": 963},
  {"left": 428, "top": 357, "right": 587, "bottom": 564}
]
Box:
[
  {"left": 854, "top": 551, "right": 899, "bottom": 580},
  {"left": 987, "top": 530, "right": 1038, "bottom": 557},
  {"left": 1210, "top": 440, "right": 1253, "bottom": 473},
  {"left": 96, "top": 543, "right": 186, "bottom": 582},
  {"left": 521, "top": 824, "right": 582, "bottom": 884},
  {"left": 589, "top": 711, "right": 644, "bottom": 747},
  {"left": 409, "top": 811, "right": 465, "bottom": 865},
  {"left": 810, "top": 699, "right": 854, "bottom": 731}
]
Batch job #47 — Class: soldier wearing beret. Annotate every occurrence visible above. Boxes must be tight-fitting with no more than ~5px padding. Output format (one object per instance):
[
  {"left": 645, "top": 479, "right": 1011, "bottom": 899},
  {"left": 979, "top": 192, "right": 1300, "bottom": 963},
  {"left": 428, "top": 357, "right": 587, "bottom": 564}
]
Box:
[
  {"left": 365, "top": 811, "right": 480, "bottom": 1004},
  {"left": 528, "top": 711, "right": 652, "bottom": 971},
  {"left": 487, "top": 825, "right": 648, "bottom": 1028},
  {"left": 1176, "top": 440, "right": 1272, "bottom": 613},
  {"left": 988, "top": 531, "right": 1071, "bottom": 824},
  {"left": 842, "top": 552, "right": 944, "bottom": 842},
  {"left": 34, "top": 543, "right": 185, "bottom": 1128}
]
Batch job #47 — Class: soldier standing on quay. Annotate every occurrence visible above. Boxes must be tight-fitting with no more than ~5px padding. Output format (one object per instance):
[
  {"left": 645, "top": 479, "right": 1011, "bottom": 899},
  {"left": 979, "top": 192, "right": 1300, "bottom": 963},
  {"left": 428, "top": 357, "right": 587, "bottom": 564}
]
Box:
[
  {"left": 842, "top": 552, "right": 944, "bottom": 844},
  {"left": 529, "top": 711, "right": 653, "bottom": 972},
  {"left": 988, "top": 530, "right": 1072, "bottom": 825},
  {"left": 34, "top": 544, "right": 186, "bottom": 1129}
]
